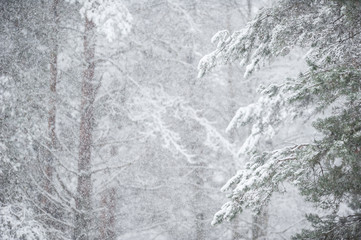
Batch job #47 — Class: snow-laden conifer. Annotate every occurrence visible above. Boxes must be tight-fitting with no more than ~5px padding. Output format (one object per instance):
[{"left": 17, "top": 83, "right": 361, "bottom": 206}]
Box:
[{"left": 199, "top": 0, "right": 361, "bottom": 238}]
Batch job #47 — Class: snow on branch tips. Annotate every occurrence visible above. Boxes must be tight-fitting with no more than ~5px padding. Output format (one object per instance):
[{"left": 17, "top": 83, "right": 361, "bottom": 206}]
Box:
[
  {"left": 212, "top": 144, "right": 312, "bottom": 225},
  {"left": 66, "top": 0, "right": 132, "bottom": 42},
  {"left": 128, "top": 86, "right": 235, "bottom": 163}
]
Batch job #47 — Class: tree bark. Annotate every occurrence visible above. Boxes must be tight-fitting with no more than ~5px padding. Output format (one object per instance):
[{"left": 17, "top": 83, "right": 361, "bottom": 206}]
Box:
[
  {"left": 48, "top": 0, "right": 59, "bottom": 152},
  {"left": 100, "top": 188, "right": 117, "bottom": 240},
  {"left": 74, "top": 16, "right": 96, "bottom": 240},
  {"left": 43, "top": 0, "right": 60, "bottom": 237}
]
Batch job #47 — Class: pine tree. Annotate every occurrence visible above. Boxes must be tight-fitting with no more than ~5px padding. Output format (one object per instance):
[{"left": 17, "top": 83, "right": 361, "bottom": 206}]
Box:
[
  {"left": 199, "top": 0, "right": 361, "bottom": 238},
  {"left": 69, "top": 1, "right": 132, "bottom": 239}
]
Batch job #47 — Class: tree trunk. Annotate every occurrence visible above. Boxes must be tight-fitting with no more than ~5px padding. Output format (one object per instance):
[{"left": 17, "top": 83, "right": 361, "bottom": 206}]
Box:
[
  {"left": 100, "top": 188, "right": 117, "bottom": 240},
  {"left": 74, "top": 16, "right": 96, "bottom": 240},
  {"left": 48, "top": 0, "right": 59, "bottom": 152},
  {"left": 226, "top": 4, "right": 242, "bottom": 240},
  {"left": 45, "top": 0, "right": 59, "bottom": 196},
  {"left": 247, "top": 0, "right": 252, "bottom": 20},
  {"left": 193, "top": 164, "right": 206, "bottom": 240},
  {"left": 183, "top": 1, "right": 206, "bottom": 239},
  {"left": 252, "top": 206, "right": 269, "bottom": 240},
  {"left": 43, "top": 0, "right": 59, "bottom": 237},
  {"left": 243, "top": 1, "right": 271, "bottom": 239}
]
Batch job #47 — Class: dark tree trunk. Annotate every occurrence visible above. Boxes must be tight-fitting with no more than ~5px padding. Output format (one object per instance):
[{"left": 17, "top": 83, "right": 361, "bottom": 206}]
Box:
[
  {"left": 48, "top": 0, "right": 59, "bottom": 151},
  {"left": 45, "top": 0, "right": 59, "bottom": 194},
  {"left": 74, "top": 16, "right": 96, "bottom": 240}
]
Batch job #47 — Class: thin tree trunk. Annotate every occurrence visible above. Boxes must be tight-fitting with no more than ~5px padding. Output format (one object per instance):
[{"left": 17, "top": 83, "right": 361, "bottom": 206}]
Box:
[
  {"left": 48, "top": 0, "right": 59, "bottom": 151},
  {"left": 45, "top": 0, "right": 59, "bottom": 193},
  {"left": 99, "top": 145, "right": 118, "bottom": 239},
  {"left": 193, "top": 164, "right": 206, "bottom": 240},
  {"left": 244, "top": 1, "right": 270, "bottom": 239},
  {"left": 229, "top": 68, "right": 243, "bottom": 240},
  {"left": 247, "top": 0, "right": 252, "bottom": 20},
  {"left": 100, "top": 188, "right": 117, "bottom": 240},
  {"left": 252, "top": 206, "right": 269, "bottom": 240},
  {"left": 74, "top": 16, "right": 96, "bottom": 240},
  {"left": 183, "top": 1, "right": 206, "bottom": 239},
  {"left": 226, "top": 4, "right": 243, "bottom": 239},
  {"left": 43, "top": 0, "right": 59, "bottom": 237}
]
